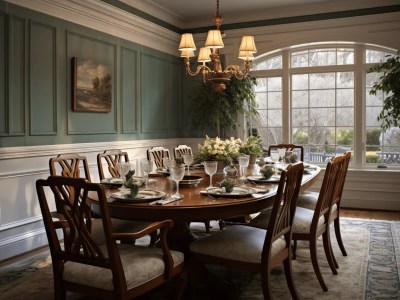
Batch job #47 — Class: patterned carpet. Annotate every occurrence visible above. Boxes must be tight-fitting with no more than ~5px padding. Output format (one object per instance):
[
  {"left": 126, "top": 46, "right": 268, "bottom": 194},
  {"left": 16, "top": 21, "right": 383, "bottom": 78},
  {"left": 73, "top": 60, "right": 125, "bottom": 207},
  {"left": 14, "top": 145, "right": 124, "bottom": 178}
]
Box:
[{"left": 0, "top": 218, "right": 399, "bottom": 299}]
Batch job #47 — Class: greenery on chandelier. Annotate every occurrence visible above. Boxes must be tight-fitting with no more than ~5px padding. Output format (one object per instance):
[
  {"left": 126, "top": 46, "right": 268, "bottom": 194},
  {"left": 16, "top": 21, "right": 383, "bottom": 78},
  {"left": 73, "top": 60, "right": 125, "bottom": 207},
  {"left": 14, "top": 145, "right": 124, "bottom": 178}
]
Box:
[
  {"left": 368, "top": 50, "right": 400, "bottom": 130},
  {"left": 189, "top": 75, "right": 258, "bottom": 137}
]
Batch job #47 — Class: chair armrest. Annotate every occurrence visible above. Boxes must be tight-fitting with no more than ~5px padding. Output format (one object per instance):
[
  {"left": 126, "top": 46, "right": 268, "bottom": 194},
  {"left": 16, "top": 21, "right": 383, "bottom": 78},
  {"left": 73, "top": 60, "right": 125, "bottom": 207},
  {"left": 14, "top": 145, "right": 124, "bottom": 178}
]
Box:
[
  {"left": 111, "top": 219, "right": 173, "bottom": 241},
  {"left": 111, "top": 219, "right": 176, "bottom": 279}
]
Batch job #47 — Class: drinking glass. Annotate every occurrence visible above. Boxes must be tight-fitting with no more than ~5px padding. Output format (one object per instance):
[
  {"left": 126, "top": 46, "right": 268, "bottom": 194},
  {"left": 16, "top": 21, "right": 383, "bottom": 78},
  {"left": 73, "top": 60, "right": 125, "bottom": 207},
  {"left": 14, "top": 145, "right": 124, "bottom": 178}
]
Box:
[
  {"left": 117, "top": 161, "right": 131, "bottom": 187},
  {"left": 204, "top": 161, "right": 218, "bottom": 189},
  {"left": 238, "top": 155, "right": 250, "bottom": 180},
  {"left": 270, "top": 149, "right": 280, "bottom": 164},
  {"left": 169, "top": 165, "right": 185, "bottom": 199},
  {"left": 278, "top": 148, "right": 286, "bottom": 164},
  {"left": 182, "top": 154, "right": 194, "bottom": 175},
  {"left": 140, "top": 158, "right": 153, "bottom": 188}
]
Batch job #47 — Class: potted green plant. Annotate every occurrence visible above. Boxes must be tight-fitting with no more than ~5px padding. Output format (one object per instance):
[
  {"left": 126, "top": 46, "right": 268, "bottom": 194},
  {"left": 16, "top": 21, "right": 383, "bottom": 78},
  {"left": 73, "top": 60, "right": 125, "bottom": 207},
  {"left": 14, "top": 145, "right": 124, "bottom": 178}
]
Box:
[
  {"left": 239, "top": 135, "right": 264, "bottom": 165},
  {"left": 368, "top": 50, "right": 400, "bottom": 130},
  {"left": 189, "top": 75, "right": 258, "bottom": 137}
]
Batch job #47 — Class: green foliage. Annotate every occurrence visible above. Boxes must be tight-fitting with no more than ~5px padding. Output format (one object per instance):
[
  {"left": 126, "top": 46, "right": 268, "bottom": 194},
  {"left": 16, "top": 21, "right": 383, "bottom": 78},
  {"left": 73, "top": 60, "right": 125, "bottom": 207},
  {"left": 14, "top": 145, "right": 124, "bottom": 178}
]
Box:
[
  {"left": 366, "top": 151, "right": 381, "bottom": 163},
  {"left": 293, "top": 129, "right": 308, "bottom": 144},
  {"left": 189, "top": 75, "right": 258, "bottom": 137},
  {"left": 260, "top": 165, "right": 275, "bottom": 179},
  {"left": 220, "top": 179, "right": 235, "bottom": 193},
  {"left": 337, "top": 129, "right": 353, "bottom": 145},
  {"left": 366, "top": 129, "right": 381, "bottom": 151},
  {"left": 368, "top": 50, "right": 400, "bottom": 130},
  {"left": 240, "top": 136, "right": 264, "bottom": 156}
]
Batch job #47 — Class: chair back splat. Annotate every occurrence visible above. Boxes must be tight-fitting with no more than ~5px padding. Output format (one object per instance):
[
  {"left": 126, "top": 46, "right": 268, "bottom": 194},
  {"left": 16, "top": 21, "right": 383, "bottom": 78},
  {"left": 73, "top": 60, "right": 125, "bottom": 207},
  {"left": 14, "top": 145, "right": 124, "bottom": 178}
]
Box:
[
  {"left": 97, "top": 149, "right": 129, "bottom": 180},
  {"left": 36, "top": 176, "right": 185, "bottom": 299},
  {"left": 147, "top": 147, "right": 170, "bottom": 169}
]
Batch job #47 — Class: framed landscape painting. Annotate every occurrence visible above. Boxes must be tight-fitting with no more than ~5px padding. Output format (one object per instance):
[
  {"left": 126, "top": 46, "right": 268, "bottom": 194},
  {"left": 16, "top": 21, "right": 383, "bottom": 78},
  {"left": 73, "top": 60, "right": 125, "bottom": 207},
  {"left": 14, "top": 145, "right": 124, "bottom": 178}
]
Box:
[{"left": 72, "top": 57, "right": 112, "bottom": 112}]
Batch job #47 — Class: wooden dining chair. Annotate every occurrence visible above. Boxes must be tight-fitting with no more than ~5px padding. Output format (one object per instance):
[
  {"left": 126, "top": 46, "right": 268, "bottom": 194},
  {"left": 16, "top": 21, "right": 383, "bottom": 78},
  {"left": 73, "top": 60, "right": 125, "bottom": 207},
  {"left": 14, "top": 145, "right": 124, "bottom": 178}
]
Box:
[
  {"left": 174, "top": 145, "right": 192, "bottom": 159},
  {"left": 97, "top": 149, "right": 129, "bottom": 180},
  {"left": 268, "top": 144, "right": 304, "bottom": 162},
  {"left": 50, "top": 153, "right": 156, "bottom": 246},
  {"left": 296, "top": 151, "right": 352, "bottom": 267},
  {"left": 147, "top": 146, "right": 170, "bottom": 169},
  {"left": 189, "top": 162, "right": 304, "bottom": 299},
  {"left": 36, "top": 175, "right": 185, "bottom": 300},
  {"left": 249, "top": 156, "right": 344, "bottom": 292}
]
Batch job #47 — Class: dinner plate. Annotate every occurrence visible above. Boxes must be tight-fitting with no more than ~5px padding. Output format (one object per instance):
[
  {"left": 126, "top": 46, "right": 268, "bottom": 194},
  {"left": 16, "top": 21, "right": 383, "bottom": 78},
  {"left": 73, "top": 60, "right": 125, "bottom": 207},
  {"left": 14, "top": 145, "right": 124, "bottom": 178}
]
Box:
[
  {"left": 100, "top": 178, "right": 123, "bottom": 187},
  {"left": 179, "top": 175, "right": 203, "bottom": 186},
  {"left": 200, "top": 187, "right": 255, "bottom": 198},
  {"left": 110, "top": 190, "right": 166, "bottom": 203},
  {"left": 247, "top": 175, "right": 281, "bottom": 183}
]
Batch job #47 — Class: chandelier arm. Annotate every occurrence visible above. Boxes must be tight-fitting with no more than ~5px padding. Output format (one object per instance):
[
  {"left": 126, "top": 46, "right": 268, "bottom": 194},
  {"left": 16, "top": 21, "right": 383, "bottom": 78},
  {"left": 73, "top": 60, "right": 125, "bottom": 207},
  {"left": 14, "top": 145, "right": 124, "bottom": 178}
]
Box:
[{"left": 184, "top": 58, "right": 212, "bottom": 77}]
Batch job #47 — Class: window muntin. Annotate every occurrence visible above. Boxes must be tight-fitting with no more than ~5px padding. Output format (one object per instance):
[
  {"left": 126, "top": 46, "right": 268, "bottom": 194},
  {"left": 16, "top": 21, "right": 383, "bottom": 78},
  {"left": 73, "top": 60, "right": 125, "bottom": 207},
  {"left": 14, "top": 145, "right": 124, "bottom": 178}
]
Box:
[{"left": 250, "top": 44, "right": 398, "bottom": 167}]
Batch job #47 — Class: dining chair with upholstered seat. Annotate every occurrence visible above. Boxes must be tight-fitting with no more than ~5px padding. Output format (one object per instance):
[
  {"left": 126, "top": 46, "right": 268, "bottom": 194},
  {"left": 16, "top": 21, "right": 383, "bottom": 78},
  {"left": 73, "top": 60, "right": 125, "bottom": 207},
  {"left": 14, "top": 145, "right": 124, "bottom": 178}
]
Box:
[
  {"left": 189, "top": 162, "right": 304, "bottom": 299},
  {"left": 147, "top": 146, "right": 171, "bottom": 169},
  {"left": 97, "top": 150, "right": 159, "bottom": 246},
  {"left": 36, "top": 175, "right": 185, "bottom": 300},
  {"left": 50, "top": 153, "right": 157, "bottom": 246},
  {"left": 97, "top": 149, "right": 129, "bottom": 180},
  {"left": 249, "top": 156, "right": 345, "bottom": 292},
  {"left": 173, "top": 145, "right": 193, "bottom": 159},
  {"left": 268, "top": 144, "right": 304, "bottom": 162},
  {"left": 296, "top": 151, "right": 351, "bottom": 268}
]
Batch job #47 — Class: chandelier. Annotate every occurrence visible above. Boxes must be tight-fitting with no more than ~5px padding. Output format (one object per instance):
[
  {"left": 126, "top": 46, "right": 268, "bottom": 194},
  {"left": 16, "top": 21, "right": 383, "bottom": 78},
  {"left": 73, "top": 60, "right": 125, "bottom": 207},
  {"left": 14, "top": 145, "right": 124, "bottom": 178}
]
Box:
[{"left": 178, "top": 0, "right": 257, "bottom": 93}]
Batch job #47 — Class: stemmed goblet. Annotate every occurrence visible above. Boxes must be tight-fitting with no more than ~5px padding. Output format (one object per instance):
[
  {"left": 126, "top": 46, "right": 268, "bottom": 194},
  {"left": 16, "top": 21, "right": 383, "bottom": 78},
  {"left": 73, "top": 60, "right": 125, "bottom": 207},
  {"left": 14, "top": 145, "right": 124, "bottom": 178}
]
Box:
[
  {"left": 169, "top": 165, "right": 185, "bottom": 199},
  {"left": 278, "top": 148, "right": 286, "bottom": 166},
  {"left": 238, "top": 155, "right": 250, "bottom": 180},
  {"left": 117, "top": 161, "right": 131, "bottom": 188},
  {"left": 182, "top": 154, "right": 194, "bottom": 175},
  {"left": 204, "top": 161, "right": 218, "bottom": 190},
  {"left": 140, "top": 158, "right": 153, "bottom": 189}
]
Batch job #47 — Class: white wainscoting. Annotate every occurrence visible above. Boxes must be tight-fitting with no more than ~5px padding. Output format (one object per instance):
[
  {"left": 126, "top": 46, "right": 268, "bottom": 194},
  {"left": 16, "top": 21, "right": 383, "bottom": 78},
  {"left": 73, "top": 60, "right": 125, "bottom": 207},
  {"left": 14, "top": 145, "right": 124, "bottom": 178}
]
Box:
[
  {"left": 0, "top": 138, "right": 202, "bottom": 261},
  {"left": 1, "top": 138, "right": 400, "bottom": 261}
]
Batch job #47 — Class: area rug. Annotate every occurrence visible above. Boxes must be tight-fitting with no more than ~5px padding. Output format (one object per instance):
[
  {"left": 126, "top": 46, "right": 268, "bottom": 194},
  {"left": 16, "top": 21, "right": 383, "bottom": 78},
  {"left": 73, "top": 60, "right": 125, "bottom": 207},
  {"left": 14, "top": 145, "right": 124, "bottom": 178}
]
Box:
[{"left": 0, "top": 218, "right": 399, "bottom": 299}]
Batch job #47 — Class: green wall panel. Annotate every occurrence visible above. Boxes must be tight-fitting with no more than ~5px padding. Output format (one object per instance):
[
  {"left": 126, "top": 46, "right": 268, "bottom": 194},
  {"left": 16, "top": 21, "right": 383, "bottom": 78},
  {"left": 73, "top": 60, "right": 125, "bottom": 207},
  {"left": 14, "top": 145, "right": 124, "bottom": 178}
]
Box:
[
  {"left": 29, "top": 21, "right": 57, "bottom": 135},
  {"left": 10, "top": 15, "right": 24, "bottom": 136},
  {"left": 121, "top": 46, "right": 138, "bottom": 133},
  {"left": 0, "top": 13, "right": 6, "bottom": 135},
  {"left": 66, "top": 31, "right": 117, "bottom": 135},
  {"left": 170, "top": 60, "right": 181, "bottom": 132},
  {"left": 141, "top": 49, "right": 168, "bottom": 133}
]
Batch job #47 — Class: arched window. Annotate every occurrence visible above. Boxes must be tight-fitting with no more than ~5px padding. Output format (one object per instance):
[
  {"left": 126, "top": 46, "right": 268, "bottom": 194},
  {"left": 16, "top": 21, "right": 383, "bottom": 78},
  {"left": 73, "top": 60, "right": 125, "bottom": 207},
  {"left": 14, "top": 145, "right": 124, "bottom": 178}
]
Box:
[{"left": 250, "top": 43, "right": 399, "bottom": 167}]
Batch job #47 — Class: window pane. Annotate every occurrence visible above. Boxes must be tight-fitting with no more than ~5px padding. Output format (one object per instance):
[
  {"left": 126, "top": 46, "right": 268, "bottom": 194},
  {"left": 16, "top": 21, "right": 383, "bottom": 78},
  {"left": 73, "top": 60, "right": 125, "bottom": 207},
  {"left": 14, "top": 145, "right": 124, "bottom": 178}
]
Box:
[
  {"left": 310, "top": 108, "right": 335, "bottom": 126},
  {"left": 365, "top": 107, "right": 381, "bottom": 126},
  {"left": 291, "top": 50, "right": 308, "bottom": 68},
  {"left": 337, "top": 89, "right": 354, "bottom": 106},
  {"left": 337, "top": 49, "right": 354, "bottom": 65},
  {"left": 255, "top": 78, "right": 267, "bottom": 92},
  {"left": 292, "top": 74, "right": 308, "bottom": 90},
  {"left": 292, "top": 109, "right": 308, "bottom": 126},
  {"left": 269, "top": 109, "right": 282, "bottom": 127},
  {"left": 268, "top": 92, "right": 282, "bottom": 109},
  {"left": 337, "top": 72, "right": 354, "bottom": 88},
  {"left": 309, "top": 49, "right": 336, "bottom": 66},
  {"left": 255, "top": 93, "right": 267, "bottom": 109},
  {"left": 310, "top": 90, "right": 335, "bottom": 107},
  {"left": 292, "top": 128, "right": 309, "bottom": 144},
  {"left": 336, "top": 108, "right": 354, "bottom": 126},
  {"left": 310, "top": 73, "right": 335, "bottom": 89},
  {"left": 292, "top": 91, "right": 308, "bottom": 108},
  {"left": 252, "top": 55, "right": 282, "bottom": 70},
  {"left": 267, "top": 77, "right": 281, "bottom": 91}
]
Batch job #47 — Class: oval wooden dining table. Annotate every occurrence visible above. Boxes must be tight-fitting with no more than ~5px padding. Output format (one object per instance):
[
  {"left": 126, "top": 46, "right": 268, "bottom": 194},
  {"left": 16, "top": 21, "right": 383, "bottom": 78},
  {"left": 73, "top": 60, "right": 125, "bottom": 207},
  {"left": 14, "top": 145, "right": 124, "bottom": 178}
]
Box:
[{"left": 90, "top": 164, "right": 320, "bottom": 251}]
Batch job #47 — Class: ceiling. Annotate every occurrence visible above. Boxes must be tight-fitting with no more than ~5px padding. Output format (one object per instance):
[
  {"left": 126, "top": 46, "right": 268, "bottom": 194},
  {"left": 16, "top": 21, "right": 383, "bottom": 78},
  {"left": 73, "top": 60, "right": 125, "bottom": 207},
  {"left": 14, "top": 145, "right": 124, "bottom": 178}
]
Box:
[{"left": 119, "top": 0, "right": 400, "bottom": 29}]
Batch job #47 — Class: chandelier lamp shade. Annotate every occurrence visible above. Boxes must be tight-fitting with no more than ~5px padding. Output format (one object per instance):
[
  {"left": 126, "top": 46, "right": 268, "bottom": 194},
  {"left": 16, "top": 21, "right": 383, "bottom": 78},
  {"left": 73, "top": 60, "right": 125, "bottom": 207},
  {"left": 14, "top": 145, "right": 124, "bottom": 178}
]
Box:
[{"left": 178, "top": 0, "right": 257, "bottom": 93}]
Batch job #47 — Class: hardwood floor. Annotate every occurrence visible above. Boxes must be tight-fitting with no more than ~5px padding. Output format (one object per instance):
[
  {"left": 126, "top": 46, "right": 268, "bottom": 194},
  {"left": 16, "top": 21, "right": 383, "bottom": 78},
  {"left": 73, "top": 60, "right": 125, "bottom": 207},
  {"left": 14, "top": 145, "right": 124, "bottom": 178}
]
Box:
[{"left": 341, "top": 208, "right": 400, "bottom": 221}]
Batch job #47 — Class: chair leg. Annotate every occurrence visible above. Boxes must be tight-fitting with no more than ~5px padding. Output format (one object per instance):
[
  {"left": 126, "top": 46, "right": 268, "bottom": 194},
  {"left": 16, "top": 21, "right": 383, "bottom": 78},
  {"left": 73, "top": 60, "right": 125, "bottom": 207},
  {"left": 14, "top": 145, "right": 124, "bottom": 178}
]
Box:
[
  {"left": 310, "top": 239, "right": 328, "bottom": 292},
  {"left": 334, "top": 218, "right": 347, "bottom": 256},
  {"left": 322, "top": 231, "right": 338, "bottom": 275},
  {"left": 204, "top": 221, "right": 211, "bottom": 233},
  {"left": 283, "top": 257, "right": 300, "bottom": 300},
  {"left": 260, "top": 269, "right": 273, "bottom": 300},
  {"left": 292, "top": 240, "right": 297, "bottom": 259}
]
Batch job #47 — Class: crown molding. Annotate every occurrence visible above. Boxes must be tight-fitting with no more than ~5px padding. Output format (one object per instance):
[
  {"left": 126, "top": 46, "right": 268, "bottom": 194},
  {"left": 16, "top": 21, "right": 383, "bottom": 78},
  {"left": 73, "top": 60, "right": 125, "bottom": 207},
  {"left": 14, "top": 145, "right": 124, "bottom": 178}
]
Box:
[{"left": 5, "top": 0, "right": 180, "bottom": 56}]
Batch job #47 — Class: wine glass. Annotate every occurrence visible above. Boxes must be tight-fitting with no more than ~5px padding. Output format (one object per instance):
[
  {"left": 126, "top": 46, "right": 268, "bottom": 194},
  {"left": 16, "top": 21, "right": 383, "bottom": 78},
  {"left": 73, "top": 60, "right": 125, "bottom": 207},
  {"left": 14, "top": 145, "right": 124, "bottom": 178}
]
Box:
[
  {"left": 169, "top": 165, "right": 185, "bottom": 199},
  {"left": 140, "top": 158, "right": 153, "bottom": 188},
  {"left": 117, "top": 161, "right": 131, "bottom": 187},
  {"left": 270, "top": 149, "right": 280, "bottom": 164},
  {"left": 204, "top": 161, "right": 218, "bottom": 190},
  {"left": 163, "top": 157, "right": 174, "bottom": 171},
  {"left": 277, "top": 148, "right": 287, "bottom": 168},
  {"left": 182, "top": 154, "right": 194, "bottom": 175},
  {"left": 238, "top": 155, "right": 250, "bottom": 180}
]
